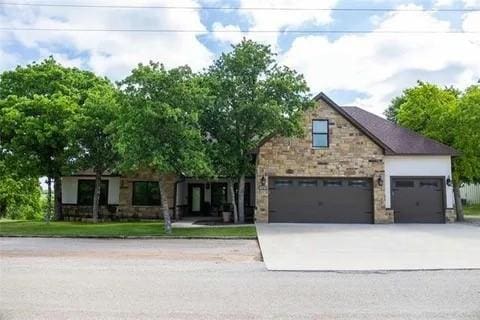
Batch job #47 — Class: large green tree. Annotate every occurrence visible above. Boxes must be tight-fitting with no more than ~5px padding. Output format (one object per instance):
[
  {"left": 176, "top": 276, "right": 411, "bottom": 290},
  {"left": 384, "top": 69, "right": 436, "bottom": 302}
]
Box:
[
  {"left": 0, "top": 57, "right": 105, "bottom": 221},
  {"left": 393, "top": 82, "right": 480, "bottom": 221},
  {"left": 73, "top": 82, "right": 119, "bottom": 223},
  {"left": 202, "top": 39, "right": 313, "bottom": 223},
  {"left": 0, "top": 158, "right": 42, "bottom": 220},
  {"left": 116, "top": 63, "right": 210, "bottom": 233}
]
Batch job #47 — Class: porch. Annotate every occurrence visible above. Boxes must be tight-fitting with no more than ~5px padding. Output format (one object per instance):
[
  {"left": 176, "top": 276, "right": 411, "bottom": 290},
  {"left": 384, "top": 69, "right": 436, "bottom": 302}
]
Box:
[{"left": 175, "top": 178, "right": 255, "bottom": 223}]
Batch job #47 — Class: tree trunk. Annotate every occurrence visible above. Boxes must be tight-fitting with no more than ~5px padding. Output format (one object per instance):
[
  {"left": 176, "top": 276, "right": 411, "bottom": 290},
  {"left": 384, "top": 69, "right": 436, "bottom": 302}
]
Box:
[
  {"left": 0, "top": 201, "right": 5, "bottom": 218},
  {"left": 453, "top": 183, "right": 464, "bottom": 222},
  {"left": 54, "top": 176, "right": 63, "bottom": 221},
  {"left": 229, "top": 180, "right": 238, "bottom": 224},
  {"left": 159, "top": 175, "right": 172, "bottom": 234},
  {"left": 92, "top": 168, "right": 102, "bottom": 223},
  {"left": 46, "top": 177, "right": 52, "bottom": 224},
  {"left": 238, "top": 174, "right": 245, "bottom": 224}
]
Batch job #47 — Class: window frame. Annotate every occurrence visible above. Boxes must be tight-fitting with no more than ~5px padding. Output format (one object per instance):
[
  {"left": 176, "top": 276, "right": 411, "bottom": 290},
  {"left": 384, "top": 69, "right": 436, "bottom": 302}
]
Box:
[
  {"left": 312, "top": 119, "right": 329, "bottom": 148},
  {"left": 77, "top": 179, "right": 109, "bottom": 206},
  {"left": 132, "top": 181, "right": 161, "bottom": 206}
]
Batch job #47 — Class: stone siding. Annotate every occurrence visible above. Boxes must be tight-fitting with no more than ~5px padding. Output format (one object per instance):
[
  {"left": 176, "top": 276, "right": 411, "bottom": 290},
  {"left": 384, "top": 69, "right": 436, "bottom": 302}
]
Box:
[
  {"left": 62, "top": 170, "right": 177, "bottom": 220},
  {"left": 255, "top": 99, "right": 391, "bottom": 223},
  {"left": 117, "top": 170, "right": 176, "bottom": 219},
  {"left": 445, "top": 208, "right": 456, "bottom": 223}
]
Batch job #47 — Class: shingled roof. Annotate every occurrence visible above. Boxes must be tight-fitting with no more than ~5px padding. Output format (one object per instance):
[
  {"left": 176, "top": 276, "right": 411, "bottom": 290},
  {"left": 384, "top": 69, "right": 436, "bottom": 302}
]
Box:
[
  {"left": 340, "top": 106, "right": 458, "bottom": 156},
  {"left": 312, "top": 92, "right": 458, "bottom": 156}
]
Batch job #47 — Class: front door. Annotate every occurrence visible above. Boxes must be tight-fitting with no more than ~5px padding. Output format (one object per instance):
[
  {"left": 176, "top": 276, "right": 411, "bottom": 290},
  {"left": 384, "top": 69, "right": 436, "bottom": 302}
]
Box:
[{"left": 188, "top": 184, "right": 204, "bottom": 215}]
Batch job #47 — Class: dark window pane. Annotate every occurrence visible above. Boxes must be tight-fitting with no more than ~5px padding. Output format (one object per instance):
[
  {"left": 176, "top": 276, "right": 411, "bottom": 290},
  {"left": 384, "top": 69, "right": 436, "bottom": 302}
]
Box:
[
  {"left": 348, "top": 180, "right": 371, "bottom": 188},
  {"left": 395, "top": 180, "right": 414, "bottom": 188},
  {"left": 298, "top": 180, "right": 318, "bottom": 187},
  {"left": 420, "top": 181, "right": 439, "bottom": 187},
  {"left": 313, "top": 120, "right": 328, "bottom": 133},
  {"left": 77, "top": 180, "right": 108, "bottom": 205},
  {"left": 324, "top": 180, "right": 343, "bottom": 187},
  {"left": 133, "top": 181, "right": 161, "bottom": 206},
  {"left": 274, "top": 180, "right": 293, "bottom": 188}
]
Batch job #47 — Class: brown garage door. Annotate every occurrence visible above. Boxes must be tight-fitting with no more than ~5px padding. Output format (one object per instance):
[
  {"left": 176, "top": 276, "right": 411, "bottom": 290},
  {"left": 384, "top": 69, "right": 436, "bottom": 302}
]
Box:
[
  {"left": 392, "top": 178, "right": 445, "bottom": 223},
  {"left": 268, "top": 178, "right": 373, "bottom": 223}
]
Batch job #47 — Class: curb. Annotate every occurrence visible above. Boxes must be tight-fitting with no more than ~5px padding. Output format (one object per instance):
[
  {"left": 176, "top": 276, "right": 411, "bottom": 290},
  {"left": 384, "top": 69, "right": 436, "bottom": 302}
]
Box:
[{"left": 0, "top": 234, "right": 258, "bottom": 240}]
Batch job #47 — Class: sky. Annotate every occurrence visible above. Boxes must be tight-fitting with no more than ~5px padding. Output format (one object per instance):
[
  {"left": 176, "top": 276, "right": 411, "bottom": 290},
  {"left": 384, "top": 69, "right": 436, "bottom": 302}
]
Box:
[{"left": 1, "top": 0, "right": 479, "bottom": 116}]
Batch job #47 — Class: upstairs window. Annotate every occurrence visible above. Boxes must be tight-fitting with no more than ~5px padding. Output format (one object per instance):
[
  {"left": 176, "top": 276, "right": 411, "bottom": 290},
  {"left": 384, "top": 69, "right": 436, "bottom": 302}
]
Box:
[{"left": 312, "top": 119, "right": 329, "bottom": 148}]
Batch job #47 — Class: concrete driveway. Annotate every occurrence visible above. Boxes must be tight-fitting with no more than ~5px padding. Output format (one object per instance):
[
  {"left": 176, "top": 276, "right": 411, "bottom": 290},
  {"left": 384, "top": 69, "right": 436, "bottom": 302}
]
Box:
[{"left": 256, "top": 223, "right": 480, "bottom": 271}]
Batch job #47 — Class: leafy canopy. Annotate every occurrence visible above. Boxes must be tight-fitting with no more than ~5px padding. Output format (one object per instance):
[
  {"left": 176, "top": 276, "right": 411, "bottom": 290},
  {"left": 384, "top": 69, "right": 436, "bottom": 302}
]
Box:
[
  {"left": 0, "top": 57, "right": 108, "bottom": 178},
  {"left": 394, "top": 82, "right": 480, "bottom": 184},
  {"left": 203, "top": 39, "right": 313, "bottom": 177},
  {"left": 115, "top": 62, "right": 210, "bottom": 176},
  {"left": 73, "top": 82, "right": 120, "bottom": 173}
]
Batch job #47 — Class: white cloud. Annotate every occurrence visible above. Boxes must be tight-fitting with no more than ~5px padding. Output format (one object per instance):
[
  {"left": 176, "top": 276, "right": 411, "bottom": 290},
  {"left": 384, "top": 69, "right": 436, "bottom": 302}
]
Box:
[
  {"left": 211, "top": 22, "right": 245, "bottom": 44},
  {"left": 463, "top": 12, "right": 480, "bottom": 32},
  {"left": 435, "top": 0, "right": 480, "bottom": 7},
  {"left": 237, "top": 0, "right": 339, "bottom": 48},
  {"left": 0, "top": 0, "right": 213, "bottom": 79},
  {"left": 281, "top": 4, "right": 480, "bottom": 115}
]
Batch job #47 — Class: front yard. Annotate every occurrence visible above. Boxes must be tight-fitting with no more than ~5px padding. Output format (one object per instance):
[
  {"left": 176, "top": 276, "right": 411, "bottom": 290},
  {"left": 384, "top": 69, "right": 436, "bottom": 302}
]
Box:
[
  {"left": 464, "top": 204, "right": 480, "bottom": 217},
  {"left": 0, "top": 220, "right": 257, "bottom": 238}
]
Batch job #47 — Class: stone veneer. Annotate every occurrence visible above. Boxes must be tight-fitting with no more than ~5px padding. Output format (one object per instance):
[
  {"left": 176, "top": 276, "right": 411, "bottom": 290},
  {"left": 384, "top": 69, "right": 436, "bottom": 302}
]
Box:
[
  {"left": 255, "top": 99, "right": 392, "bottom": 223},
  {"left": 445, "top": 208, "right": 456, "bottom": 223},
  {"left": 63, "top": 170, "right": 177, "bottom": 220},
  {"left": 116, "top": 170, "right": 177, "bottom": 219}
]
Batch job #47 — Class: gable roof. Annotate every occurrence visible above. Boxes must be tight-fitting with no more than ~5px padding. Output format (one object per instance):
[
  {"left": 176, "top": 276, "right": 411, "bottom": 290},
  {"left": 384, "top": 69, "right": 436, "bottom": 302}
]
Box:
[
  {"left": 340, "top": 106, "right": 458, "bottom": 156},
  {"left": 315, "top": 92, "right": 457, "bottom": 156},
  {"left": 255, "top": 92, "right": 458, "bottom": 156}
]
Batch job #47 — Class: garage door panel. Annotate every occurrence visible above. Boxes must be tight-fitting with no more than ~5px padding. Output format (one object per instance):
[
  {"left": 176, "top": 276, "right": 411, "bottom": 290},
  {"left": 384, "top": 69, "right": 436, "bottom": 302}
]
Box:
[
  {"left": 269, "top": 178, "right": 373, "bottom": 223},
  {"left": 392, "top": 178, "right": 445, "bottom": 223}
]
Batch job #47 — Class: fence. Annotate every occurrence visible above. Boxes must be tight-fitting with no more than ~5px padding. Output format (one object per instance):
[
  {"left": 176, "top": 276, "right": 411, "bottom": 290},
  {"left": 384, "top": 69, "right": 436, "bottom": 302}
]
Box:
[{"left": 460, "top": 184, "right": 480, "bottom": 205}]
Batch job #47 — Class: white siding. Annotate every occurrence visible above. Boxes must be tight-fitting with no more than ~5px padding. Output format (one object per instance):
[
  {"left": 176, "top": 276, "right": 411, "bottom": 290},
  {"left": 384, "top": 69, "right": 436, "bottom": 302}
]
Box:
[
  {"left": 61, "top": 176, "right": 121, "bottom": 205},
  {"left": 460, "top": 184, "right": 480, "bottom": 205},
  {"left": 384, "top": 156, "right": 453, "bottom": 208}
]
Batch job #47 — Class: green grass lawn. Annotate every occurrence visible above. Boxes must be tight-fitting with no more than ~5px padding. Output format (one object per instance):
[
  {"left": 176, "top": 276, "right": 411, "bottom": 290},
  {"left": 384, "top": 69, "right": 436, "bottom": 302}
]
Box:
[
  {"left": 0, "top": 220, "right": 257, "bottom": 238},
  {"left": 464, "top": 204, "right": 480, "bottom": 217}
]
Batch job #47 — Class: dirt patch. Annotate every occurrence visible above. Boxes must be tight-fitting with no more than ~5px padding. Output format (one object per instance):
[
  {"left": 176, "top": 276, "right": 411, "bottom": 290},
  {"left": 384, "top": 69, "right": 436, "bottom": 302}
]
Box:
[{"left": 0, "top": 239, "right": 262, "bottom": 263}]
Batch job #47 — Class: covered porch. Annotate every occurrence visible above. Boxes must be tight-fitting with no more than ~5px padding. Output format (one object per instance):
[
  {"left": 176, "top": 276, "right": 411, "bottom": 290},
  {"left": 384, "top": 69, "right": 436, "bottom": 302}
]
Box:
[{"left": 175, "top": 178, "right": 255, "bottom": 223}]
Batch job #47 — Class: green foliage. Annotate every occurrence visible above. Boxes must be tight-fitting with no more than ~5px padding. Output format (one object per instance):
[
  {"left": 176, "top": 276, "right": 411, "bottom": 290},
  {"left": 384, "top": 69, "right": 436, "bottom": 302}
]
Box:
[
  {"left": 396, "top": 82, "right": 457, "bottom": 144},
  {"left": 0, "top": 94, "right": 78, "bottom": 178},
  {"left": 0, "top": 57, "right": 110, "bottom": 178},
  {"left": 115, "top": 62, "right": 211, "bottom": 176},
  {"left": 384, "top": 95, "right": 405, "bottom": 123},
  {"left": 454, "top": 85, "right": 480, "bottom": 184},
  {"left": 203, "top": 39, "right": 313, "bottom": 177},
  {"left": 0, "top": 220, "right": 257, "bottom": 238},
  {"left": 73, "top": 82, "right": 120, "bottom": 173},
  {"left": 393, "top": 82, "right": 480, "bottom": 185},
  {"left": 0, "top": 161, "right": 42, "bottom": 220}
]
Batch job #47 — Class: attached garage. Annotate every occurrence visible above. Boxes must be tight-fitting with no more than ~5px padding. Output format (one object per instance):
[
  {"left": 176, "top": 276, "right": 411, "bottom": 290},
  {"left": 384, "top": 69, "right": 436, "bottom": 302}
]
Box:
[
  {"left": 391, "top": 177, "right": 445, "bottom": 223},
  {"left": 268, "top": 177, "right": 373, "bottom": 223}
]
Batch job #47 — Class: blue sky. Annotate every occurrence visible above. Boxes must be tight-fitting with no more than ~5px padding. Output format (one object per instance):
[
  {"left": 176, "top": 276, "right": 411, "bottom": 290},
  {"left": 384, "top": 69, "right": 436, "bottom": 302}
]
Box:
[{"left": 1, "top": 0, "right": 479, "bottom": 115}]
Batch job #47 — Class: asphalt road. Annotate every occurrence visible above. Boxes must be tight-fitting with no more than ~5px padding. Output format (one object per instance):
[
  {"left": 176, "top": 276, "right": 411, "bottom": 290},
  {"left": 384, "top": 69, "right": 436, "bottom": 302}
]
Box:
[{"left": 1, "top": 238, "right": 479, "bottom": 320}]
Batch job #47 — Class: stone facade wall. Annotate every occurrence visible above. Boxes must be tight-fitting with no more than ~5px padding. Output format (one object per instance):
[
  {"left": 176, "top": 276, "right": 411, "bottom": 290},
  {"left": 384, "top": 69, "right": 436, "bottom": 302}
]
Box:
[
  {"left": 445, "top": 208, "right": 456, "bottom": 223},
  {"left": 62, "top": 170, "right": 177, "bottom": 220},
  {"left": 117, "top": 170, "right": 177, "bottom": 219},
  {"left": 255, "top": 99, "right": 392, "bottom": 223}
]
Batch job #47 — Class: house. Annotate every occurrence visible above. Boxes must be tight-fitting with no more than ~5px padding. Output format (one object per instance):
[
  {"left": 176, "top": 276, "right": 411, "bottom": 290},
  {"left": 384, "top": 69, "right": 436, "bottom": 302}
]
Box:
[{"left": 62, "top": 93, "right": 458, "bottom": 224}]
